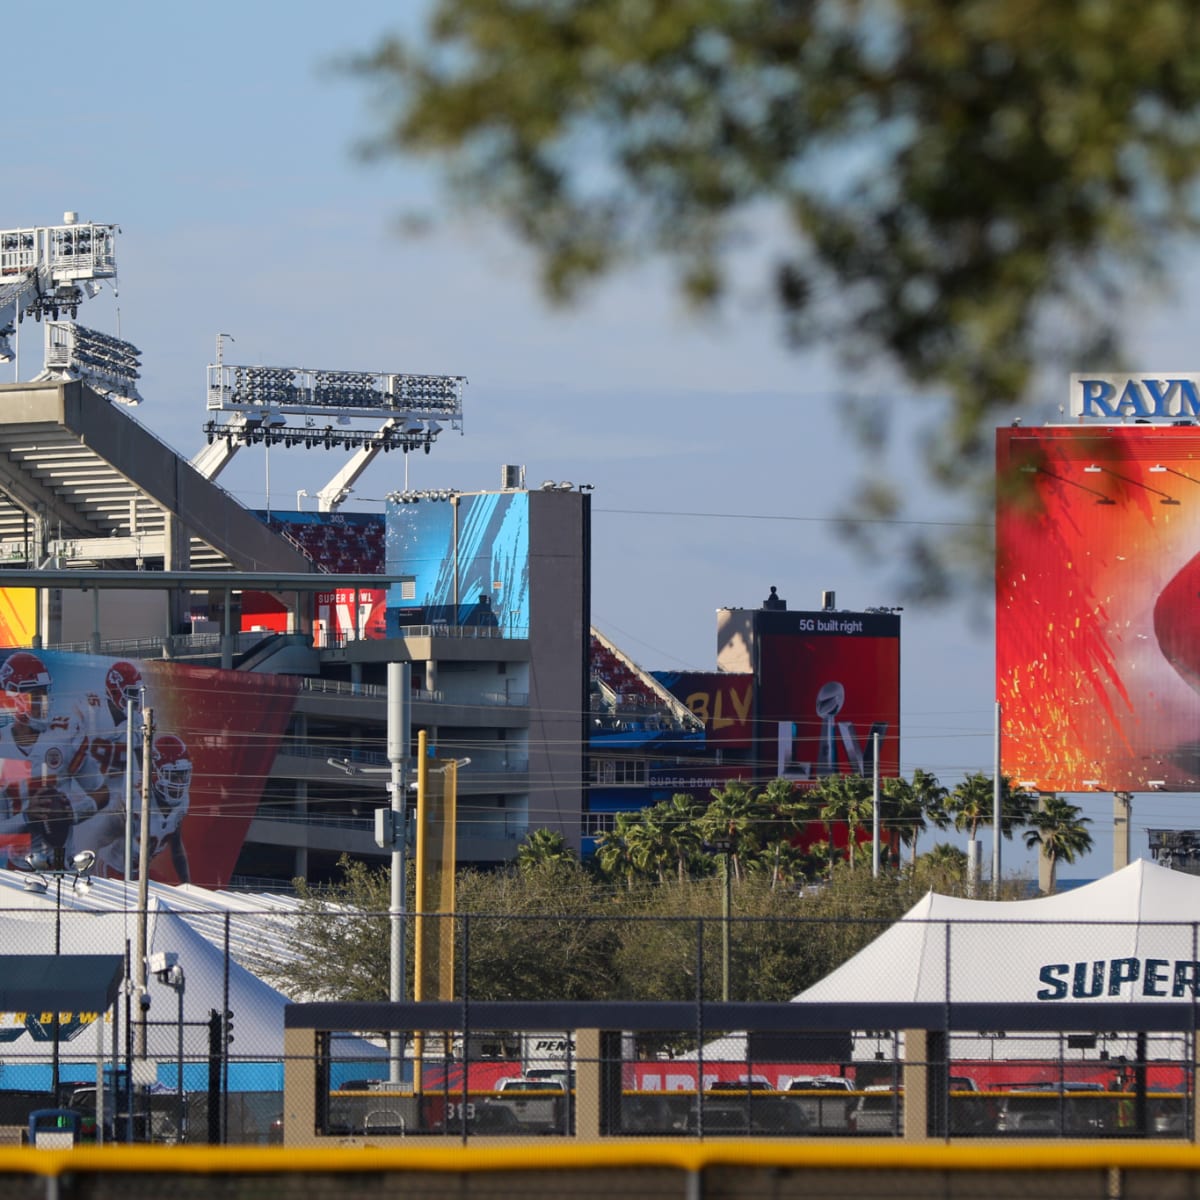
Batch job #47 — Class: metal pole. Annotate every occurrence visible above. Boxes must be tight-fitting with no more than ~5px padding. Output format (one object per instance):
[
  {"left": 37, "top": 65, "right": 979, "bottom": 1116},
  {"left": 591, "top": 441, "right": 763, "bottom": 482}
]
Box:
[
  {"left": 177, "top": 972, "right": 185, "bottom": 1142},
  {"left": 52, "top": 875, "right": 61, "bottom": 1101},
  {"left": 124, "top": 689, "right": 141, "bottom": 897},
  {"left": 721, "top": 852, "right": 731, "bottom": 1003},
  {"left": 993, "top": 701, "right": 1002, "bottom": 899},
  {"left": 872, "top": 730, "right": 881, "bottom": 878},
  {"left": 135, "top": 707, "right": 154, "bottom": 1061},
  {"left": 387, "top": 662, "right": 411, "bottom": 1083}
]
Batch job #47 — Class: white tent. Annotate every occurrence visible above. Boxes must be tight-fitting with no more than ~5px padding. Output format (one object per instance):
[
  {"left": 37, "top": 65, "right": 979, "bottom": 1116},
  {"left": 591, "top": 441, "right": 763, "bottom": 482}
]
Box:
[
  {"left": 797, "top": 858, "right": 1200, "bottom": 1006},
  {"left": 702, "top": 860, "right": 1200, "bottom": 1065},
  {"left": 0, "top": 870, "right": 360, "bottom": 1065}
]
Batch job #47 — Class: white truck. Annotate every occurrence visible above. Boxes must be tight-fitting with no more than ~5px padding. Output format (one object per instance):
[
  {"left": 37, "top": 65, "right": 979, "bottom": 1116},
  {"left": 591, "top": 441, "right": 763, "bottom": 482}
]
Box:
[{"left": 520, "top": 1031, "right": 575, "bottom": 1079}]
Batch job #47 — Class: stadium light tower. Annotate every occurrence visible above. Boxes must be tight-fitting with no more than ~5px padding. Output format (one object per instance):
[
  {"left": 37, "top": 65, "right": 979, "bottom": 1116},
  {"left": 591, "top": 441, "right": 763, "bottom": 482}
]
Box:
[
  {"left": 0, "top": 213, "right": 119, "bottom": 364},
  {"left": 194, "top": 337, "right": 468, "bottom": 511}
]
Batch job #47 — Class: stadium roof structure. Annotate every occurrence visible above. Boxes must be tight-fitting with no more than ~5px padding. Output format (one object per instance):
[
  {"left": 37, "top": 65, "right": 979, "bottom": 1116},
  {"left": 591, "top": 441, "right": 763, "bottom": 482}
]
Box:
[{"left": 0, "top": 379, "right": 317, "bottom": 574}]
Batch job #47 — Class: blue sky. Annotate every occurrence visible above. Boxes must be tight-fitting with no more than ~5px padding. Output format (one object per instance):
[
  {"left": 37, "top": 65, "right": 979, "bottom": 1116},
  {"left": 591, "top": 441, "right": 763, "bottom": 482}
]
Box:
[{"left": 7, "top": 0, "right": 1198, "bottom": 879}]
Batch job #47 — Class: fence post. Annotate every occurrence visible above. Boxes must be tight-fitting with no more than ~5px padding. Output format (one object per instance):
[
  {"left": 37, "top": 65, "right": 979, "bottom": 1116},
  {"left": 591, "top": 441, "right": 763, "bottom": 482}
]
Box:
[
  {"left": 696, "top": 916, "right": 704, "bottom": 1136},
  {"left": 461, "top": 910, "right": 469, "bottom": 1143}
]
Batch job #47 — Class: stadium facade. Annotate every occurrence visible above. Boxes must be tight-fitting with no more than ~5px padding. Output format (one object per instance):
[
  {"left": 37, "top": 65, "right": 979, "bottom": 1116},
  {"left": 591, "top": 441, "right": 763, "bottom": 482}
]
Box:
[{"left": 0, "top": 378, "right": 588, "bottom": 887}]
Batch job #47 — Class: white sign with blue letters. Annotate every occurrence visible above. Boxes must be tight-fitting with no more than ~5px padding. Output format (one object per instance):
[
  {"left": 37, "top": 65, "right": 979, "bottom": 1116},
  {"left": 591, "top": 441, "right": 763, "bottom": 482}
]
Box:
[{"left": 1070, "top": 374, "right": 1200, "bottom": 419}]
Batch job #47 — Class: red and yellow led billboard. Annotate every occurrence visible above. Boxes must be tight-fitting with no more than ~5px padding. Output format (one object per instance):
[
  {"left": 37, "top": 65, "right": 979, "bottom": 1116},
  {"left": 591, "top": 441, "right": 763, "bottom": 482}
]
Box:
[{"left": 997, "top": 424, "right": 1200, "bottom": 791}]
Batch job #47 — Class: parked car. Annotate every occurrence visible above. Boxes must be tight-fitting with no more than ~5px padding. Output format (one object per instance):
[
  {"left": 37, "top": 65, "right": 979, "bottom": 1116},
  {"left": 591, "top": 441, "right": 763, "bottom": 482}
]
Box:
[
  {"left": 1149, "top": 1087, "right": 1188, "bottom": 1137},
  {"left": 486, "top": 1077, "right": 567, "bottom": 1133},
  {"left": 706, "top": 1076, "right": 773, "bottom": 1093},
  {"left": 785, "top": 1076, "right": 855, "bottom": 1132},
  {"left": 850, "top": 1086, "right": 902, "bottom": 1134},
  {"left": 948, "top": 1075, "right": 992, "bottom": 1135},
  {"left": 700, "top": 1096, "right": 812, "bottom": 1135},
  {"left": 524, "top": 1067, "right": 576, "bottom": 1089},
  {"left": 994, "top": 1083, "right": 1109, "bottom": 1136}
]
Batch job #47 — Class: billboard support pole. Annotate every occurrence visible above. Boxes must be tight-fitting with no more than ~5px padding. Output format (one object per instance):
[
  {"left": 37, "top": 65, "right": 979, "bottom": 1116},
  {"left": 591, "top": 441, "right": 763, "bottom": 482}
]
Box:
[{"left": 992, "top": 702, "right": 1002, "bottom": 899}]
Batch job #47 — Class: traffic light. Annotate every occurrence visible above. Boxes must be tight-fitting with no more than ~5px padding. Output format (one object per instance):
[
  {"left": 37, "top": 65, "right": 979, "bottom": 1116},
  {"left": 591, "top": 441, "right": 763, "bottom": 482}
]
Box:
[{"left": 223, "top": 1009, "right": 234, "bottom": 1047}]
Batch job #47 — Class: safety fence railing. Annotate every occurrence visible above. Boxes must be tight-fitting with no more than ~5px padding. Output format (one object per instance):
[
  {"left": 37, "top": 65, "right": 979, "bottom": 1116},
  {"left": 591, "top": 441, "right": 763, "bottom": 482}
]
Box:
[
  {"left": 9, "top": 1142, "right": 1200, "bottom": 1200},
  {"left": 5, "top": 906, "right": 1200, "bottom": 1145},
  {"left": 282, "top": 996, "right": 1199, "bottom": 1145}
]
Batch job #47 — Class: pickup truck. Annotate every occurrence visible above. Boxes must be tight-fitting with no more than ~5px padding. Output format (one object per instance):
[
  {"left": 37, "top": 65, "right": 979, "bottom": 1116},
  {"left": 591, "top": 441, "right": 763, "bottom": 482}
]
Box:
[
  {"left": 486, "top": 1077, "right": 568, "bottom": 1133},
  {"left": 784, "top": 1076, "right": 856, "bottom": 1132}
]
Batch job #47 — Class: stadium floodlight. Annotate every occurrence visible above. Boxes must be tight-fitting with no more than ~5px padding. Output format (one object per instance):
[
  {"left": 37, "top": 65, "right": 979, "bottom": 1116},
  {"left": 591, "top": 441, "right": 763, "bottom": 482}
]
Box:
[
  {"left": 0, "top": 216, "right": 119, "bottom": 365},
  {"left": 40, "top": 321, "right": 143, "bottom": 405}
]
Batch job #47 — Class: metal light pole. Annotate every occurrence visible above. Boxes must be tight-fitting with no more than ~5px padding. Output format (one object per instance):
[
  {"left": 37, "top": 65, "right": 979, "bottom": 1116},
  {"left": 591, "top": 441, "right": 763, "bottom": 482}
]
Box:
[
  {"left": 386, "top": 662, "right": 411, "bottom": 1082},
  {"left": 992, "top": 701, "right": 1002, "bottom": 899},
  {"left": 135, "top": 706, "right": 154, "bottom": 1061},
  {"left": 327, "top": 663, "right": 411, "bottom": 1084},
  {"left": 872, "top": 730, "right": 881, "bottom": 878}
]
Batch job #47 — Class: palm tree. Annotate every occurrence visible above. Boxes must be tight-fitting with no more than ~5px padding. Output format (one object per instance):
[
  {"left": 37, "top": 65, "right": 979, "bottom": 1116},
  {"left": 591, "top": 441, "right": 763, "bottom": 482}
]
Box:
[
  {"left": 594, "top": 811, "right": 641, "bottom": 890},
  {"left": 751, "top": 837, "right": 808, "bottom": 889},
  {"left": 1023, "top": 794, "right": 1094, "bottom": 893},
  {"left": 880, "top": 776, "right": 919, "bottom": 866},
  {"left": 910, "top": 768, "right": 950, "bottom": 861},
  {"left": 816, "top": 774, "right": 874, "bottom": 870},
  {"left": 516, "top": 828, "right": 575, "bottom": 873},
  {"left": 656, "top": 793, "right": 706, "bottom": 883},
  {"left": 943, "top": 773, "right": 1030, "bottom": 894},
  {"left": 699, "top": 780, "right": 757, "bottom": 881},
  {"left": 626, "top": 806, "right": 674, "bottom": 884}
]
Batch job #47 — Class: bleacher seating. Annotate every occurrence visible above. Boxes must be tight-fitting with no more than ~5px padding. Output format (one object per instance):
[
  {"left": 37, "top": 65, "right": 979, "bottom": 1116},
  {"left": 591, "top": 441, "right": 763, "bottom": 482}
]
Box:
[{"left": 263, "top": 513, "right": 386, "bottom": 573}]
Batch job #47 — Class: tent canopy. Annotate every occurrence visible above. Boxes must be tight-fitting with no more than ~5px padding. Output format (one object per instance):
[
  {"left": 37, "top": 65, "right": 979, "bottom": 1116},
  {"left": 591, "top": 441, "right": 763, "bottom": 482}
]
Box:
[{"left": 796, "top": 859, "right": 1200, "bottom": 1006}]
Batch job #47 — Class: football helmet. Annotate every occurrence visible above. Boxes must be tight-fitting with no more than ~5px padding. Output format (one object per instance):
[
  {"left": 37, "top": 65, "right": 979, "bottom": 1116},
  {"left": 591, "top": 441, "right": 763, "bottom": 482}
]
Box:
[
  {"left": 151, "top": 734, "right": 192, "bottom": 809},
  {"left": 0, "top": 651, "right": 53, "bottom": 731},
  {"left": 105, "top": 660, "right": 143, "bottom": 717}
]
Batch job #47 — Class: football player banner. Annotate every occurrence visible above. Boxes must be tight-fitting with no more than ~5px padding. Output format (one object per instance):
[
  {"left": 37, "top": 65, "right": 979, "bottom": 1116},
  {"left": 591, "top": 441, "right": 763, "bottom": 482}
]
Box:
[{"left": 0, "top": 649, "right": 299, "bottom": 887}]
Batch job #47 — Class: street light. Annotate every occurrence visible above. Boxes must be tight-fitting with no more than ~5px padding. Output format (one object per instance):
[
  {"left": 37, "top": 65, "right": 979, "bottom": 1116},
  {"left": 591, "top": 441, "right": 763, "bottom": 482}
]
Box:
[
  {"left": 326, "top": 661, "right": 412, "bottom": 1082},
  {"left": 20, "top": 848, "right": 96, "bottom": 1102}
]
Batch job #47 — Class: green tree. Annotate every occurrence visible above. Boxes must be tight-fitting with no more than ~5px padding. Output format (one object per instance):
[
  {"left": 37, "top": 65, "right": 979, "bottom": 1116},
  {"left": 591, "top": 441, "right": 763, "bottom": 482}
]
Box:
[
  {"left": 256, "top": 855, "right": 395, "bottom": 1001},
  {"left": 456, "top": 861, "right": 620, "bottom": 999},
  {"left": 914, "top": 842, "right": 970, "bottom": 891},
  {"left": 943, "top": 773, "right": 1031, "bottom": 894},
  {"left": 625, "top": 804, "right": 675, "bottom": 885},
  {"left": 655, "top": 792, "right": 707, "bottom": 883},
  {"left": 698, "top": 779, "right": 758, "bottom": 881},
  {"left": 816, "top": 774, "right": 874, "bottom": 870},
  {"left": 1023, "top": 794, "right": 1094, "bottom": 894},
  {"left": 348, "top": 3, "right": 1200, "bottom": 593},
  {"left": 516, "top": 827, "right": 576, "bottom": 874},
  {"left": 594, "top": 810, "right": 643, "bottom": 890}
]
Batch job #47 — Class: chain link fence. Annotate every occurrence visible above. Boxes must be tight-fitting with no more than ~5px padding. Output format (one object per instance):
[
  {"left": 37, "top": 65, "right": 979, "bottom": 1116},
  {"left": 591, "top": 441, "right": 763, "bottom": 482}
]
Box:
[{"left": 4, "top": 906, "right": 1199, "bottom": 1145}]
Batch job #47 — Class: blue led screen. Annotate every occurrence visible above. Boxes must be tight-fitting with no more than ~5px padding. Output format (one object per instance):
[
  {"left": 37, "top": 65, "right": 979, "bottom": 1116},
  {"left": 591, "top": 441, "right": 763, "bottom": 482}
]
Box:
[{"left": 384, "top": 493, "right": 530, "bottom": 633}]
